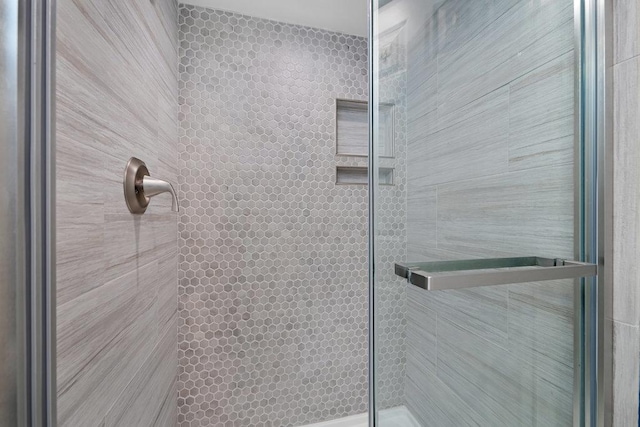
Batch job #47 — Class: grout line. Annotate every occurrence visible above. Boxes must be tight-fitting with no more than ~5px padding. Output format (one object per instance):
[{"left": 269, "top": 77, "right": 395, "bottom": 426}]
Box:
[
  {"left": 609, "top": 319, "right": 640, "bottom": 329},
  {"left": 612, "top": 52, "right": 640, "bottom": 67}
]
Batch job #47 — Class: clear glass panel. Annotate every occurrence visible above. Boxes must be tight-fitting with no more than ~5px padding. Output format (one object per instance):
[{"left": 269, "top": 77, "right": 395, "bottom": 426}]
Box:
[{"left": 371, "top": 0, "right": 581, "bottom": 425}]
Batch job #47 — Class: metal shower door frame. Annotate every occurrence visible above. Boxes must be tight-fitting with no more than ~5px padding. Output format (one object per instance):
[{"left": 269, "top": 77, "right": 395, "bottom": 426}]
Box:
[
  {"left": 367, "top": 0, "right": 612, "bottom": 426},
  {"left": 0, "top": 0, "right": 56, "bottom": 425}
]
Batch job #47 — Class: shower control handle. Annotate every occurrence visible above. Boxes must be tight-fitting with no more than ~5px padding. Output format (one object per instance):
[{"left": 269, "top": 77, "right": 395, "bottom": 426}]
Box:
[{"left": 124, "top": 157, "right": 179, "bottom": 214}]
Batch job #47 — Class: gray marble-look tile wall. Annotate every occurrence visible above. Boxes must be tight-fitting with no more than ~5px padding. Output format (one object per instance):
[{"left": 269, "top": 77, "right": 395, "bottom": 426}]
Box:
[
  {"left": 56, "top": 0, "right": 179, "bottom": 425},
  {"left": 178, "top": 5, "right": 386, "bottom": 426},
  {"left": 609, "top": 0, "right": 640, "bottom": 425},
  {"left": 399, "top": 0, "right": 576, "bottom": 425}
]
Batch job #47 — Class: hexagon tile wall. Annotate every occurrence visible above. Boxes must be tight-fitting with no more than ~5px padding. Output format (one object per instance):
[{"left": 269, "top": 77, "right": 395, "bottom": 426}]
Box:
[{"left": 178, "top": 4, "right": 406, "bottom": 426}]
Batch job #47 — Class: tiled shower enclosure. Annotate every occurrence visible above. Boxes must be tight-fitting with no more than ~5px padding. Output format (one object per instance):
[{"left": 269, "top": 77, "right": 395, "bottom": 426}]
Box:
[{"left": 48, "top": 0, "right": 640, "bottom": 424}]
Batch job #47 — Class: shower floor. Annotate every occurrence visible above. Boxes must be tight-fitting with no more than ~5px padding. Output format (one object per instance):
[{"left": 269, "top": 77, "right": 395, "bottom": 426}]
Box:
[{"left": 300, "top": 406, "right": 420, "bottom": 427}]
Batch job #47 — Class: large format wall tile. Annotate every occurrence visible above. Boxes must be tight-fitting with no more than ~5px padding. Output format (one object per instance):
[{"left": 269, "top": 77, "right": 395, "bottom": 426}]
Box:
[
  {"left": 400, "top": 0, "right": 576, "bottom": 424},
  {"left": 409, "top": 281, "right": 509, "bottom": 347},
  {"left": 509, "top": 52, "right": 574, "bottom": 171},
  {"left": 401, "top": 0, "right": 640, "bottom": 424},
  {"left": 614, "top": 0, "right": 640, "bottom": 63},
  {"left": 57, "top": 262, "right": 156, "bottom": 425},
  {"left": 56, "top": 0, "right": 178, "bottom": 425},
  {"left": 609, "top": 320, "right": 640, "bottom": 427},
  {"left": 437, "top": 317, "right": 572, "bottom": 426},
  {"left": 405, "top": 361, "right": 482, "bottom": 427},
  {"left": 612, "top": 55, "right": 640, "bottom": 327},
  {"left": 408, "top": 88, "right": 510, "bottom": 186},
  {"left": 436, "top": 165, "right": 574, "bottom": 258},
  {"left": 406, "top": 184, "right": 436, "bottom": 260},
  {"left": 437, "top": 0, "right": 573, "bottom": 116},
  {"left": 103, "top": 325, "right": 179, "bottom": 427},
  {"left": 405, "top": 298, "right": 437, "bottom": 377},
  {"left": 507, "top": 279, "right": 574, "bottom": 381},
  {"left": 609, "top": 34, "right": 640, "bottom": 424}
]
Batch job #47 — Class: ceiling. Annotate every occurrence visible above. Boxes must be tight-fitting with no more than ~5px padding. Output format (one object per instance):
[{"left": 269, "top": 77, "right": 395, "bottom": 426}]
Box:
[{"left": 180, "top": 0, "right": 369, "bottom": 37}]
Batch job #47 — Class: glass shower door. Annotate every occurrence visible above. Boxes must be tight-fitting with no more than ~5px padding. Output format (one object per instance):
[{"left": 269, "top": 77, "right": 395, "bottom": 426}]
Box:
[{"left": 370, "top": 0, "right": 598, "bottom": 425}]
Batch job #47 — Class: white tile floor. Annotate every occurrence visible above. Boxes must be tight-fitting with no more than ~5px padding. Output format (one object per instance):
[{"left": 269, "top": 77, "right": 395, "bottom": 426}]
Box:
[{"left": 300, "top": 406, "right": 420, "bottom": 427}]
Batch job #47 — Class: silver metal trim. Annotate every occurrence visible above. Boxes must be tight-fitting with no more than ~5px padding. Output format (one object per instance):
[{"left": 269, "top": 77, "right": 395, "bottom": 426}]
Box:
[
  {"left": 124, "top": 157, "right": 179, "bottom": 214},
  {"left": 46, "top": 0, "right": 57, "bottom": 422},
  {"left": 574, "top": 0, "right": 611, "bottom": 424},
  {"left": 585, "top": 0, "right": 597, "bottom": 423},
  {"left": 576, "top": 0, "right": 611, "bottom": 425},
  {"left": 27, "top": 0, "right": 57, "bottom": 424},
  {"left": 574, "top": 0, "right": 588, "bottom": 423},
  {"left": 395, "top": 257, "right": 597, "bottom": 291},
  {"left": 1, "top": 0, "right": 27, "bottom": 423},
  {"left": 367, "top": 0, "right": 377, "bottom": 425},
  {"left": 583, "top": 1, "right": 598, "bottom": 420},
  {"left": 597, "top": 0, "right": 613, "bottom": 424},
  {"left": 1, "top": 0, "right": 56, "bottom": 424}
]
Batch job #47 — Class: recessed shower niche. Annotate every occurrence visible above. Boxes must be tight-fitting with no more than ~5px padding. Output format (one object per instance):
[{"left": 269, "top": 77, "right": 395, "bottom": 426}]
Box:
[
  {"left": 335, "top": 99, "right": 395, "bottom": 185},
  {"left": 336, "top": 166, "right": 394, "bottom": 185},
  {"left": 336, "top": 99, "right": 394, "bottom": 158}
]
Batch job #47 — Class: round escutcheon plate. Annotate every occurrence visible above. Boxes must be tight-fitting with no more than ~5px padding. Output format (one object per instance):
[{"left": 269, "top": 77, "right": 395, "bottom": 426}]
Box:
[{"left": 123, "top": 157, "right": 150, "bottom": 214}]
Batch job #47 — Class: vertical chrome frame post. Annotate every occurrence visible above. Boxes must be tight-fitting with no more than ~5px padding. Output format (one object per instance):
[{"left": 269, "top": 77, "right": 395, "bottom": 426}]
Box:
[
  {"left": 0, "top": 0, "right": 55, "bottom": 424},
  {"left": 575, "top": 0, "right": 610, "bottom": 425},
  {"left": 367, "top": 0, "right": 378, "bottom": 425},
  {"left": 30, "top": 0, "right": 57, "bottom": 424},
  {"left": 8, "top": 0, "right": 57, "bottom": 425},
  {"left": 575, "top": 0, "right": 593, "bottom": 424},
  {"left": 1, "top": 0, "right": 27, "bottom": 423},
  {"left": 597, "top": 0, "right": 613, "bottom": 425},
  {"left": 573, "top": 2, "right": 585, "bottom": 423}
]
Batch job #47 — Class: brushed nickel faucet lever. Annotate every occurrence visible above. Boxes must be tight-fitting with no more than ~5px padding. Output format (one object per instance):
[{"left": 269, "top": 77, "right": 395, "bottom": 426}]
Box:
[
  {"left": 142, "top": 176, "right": 179, "bottom": 212},
  {"left": 124, "top": 157, "right": 179, "bottom": 214}
]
